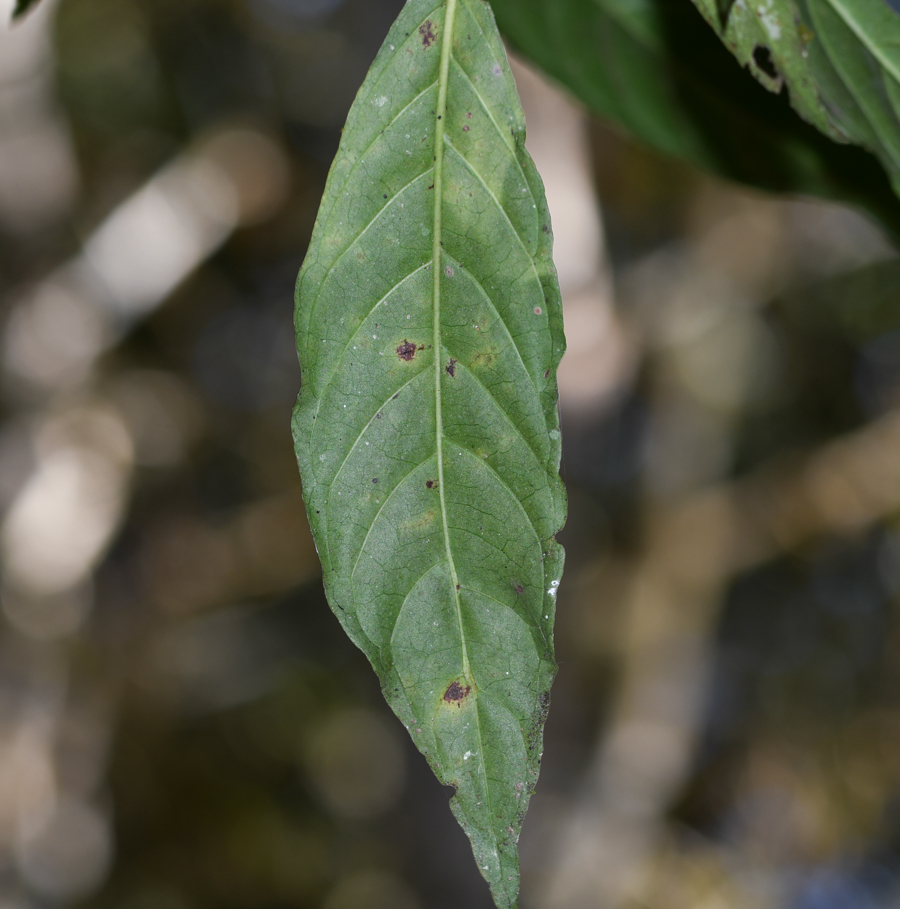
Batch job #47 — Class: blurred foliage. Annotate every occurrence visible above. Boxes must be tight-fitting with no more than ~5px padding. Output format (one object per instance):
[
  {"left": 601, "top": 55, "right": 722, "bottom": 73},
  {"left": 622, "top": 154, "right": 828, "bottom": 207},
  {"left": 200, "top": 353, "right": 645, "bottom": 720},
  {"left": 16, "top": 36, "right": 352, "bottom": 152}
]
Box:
[
  {"left": 491, "top": 0, "right": 900, "bottom": 237},
  {"left": 12, "top": 0, "right": 43, "bottom": 19}
]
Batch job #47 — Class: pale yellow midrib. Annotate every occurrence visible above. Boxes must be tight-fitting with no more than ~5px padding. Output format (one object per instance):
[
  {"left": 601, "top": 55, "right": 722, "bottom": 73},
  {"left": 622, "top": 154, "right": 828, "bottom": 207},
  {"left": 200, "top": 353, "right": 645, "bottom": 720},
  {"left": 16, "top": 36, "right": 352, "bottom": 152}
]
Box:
[
  {"left": 432, "top": 0, "right": 470, "bottom": 679},
  {"left": 431, "top": 0, "right": 507, "bottom": 877}
]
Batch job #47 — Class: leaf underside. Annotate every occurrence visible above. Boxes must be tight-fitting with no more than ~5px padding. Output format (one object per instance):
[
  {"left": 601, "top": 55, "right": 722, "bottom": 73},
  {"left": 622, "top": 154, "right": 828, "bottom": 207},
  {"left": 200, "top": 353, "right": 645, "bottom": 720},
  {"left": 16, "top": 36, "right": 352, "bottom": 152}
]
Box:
[
  {"left": 292, "top": 1, "right": 565, "bottom": 906},
  {"left": 690, "top": 0, "right": 900, "bottom": 199}
]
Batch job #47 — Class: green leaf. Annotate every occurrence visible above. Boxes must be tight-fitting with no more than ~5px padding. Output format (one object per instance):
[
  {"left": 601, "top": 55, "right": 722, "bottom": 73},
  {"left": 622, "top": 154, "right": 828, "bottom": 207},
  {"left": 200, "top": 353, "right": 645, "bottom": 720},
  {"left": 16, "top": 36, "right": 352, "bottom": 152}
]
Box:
[
  {"left": 690, "top": 0, "right": 900, "bottom": 197},
  {"left": 717, "top": 0, "right": 738, "bottom": 28},
  {"left": 292, "top": 1, "right": 565, "bottom": 905},
  {"left": 11, "top": 0, "right": 44, "bottom": 20},
  {"left": 490, "top": 0, "right": 900, "bottom": 235}
]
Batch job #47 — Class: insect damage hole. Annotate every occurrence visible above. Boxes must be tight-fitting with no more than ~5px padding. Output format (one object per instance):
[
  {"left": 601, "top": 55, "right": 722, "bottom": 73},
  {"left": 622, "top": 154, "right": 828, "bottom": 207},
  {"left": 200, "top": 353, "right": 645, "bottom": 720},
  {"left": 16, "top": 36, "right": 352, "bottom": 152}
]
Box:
[
  {"left": 752, "top": 45, "right": 780, "bottom": 82},
  {"left": 443, "top": 681, "right": 471, "bottom": 706}
]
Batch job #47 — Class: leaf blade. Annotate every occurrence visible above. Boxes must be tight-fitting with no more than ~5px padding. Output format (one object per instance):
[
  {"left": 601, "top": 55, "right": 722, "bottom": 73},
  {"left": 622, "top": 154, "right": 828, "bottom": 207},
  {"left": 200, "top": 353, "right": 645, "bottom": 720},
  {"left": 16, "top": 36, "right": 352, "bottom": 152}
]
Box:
[{"left": 293, "top": 1, "right": 565, "bottom": 905}]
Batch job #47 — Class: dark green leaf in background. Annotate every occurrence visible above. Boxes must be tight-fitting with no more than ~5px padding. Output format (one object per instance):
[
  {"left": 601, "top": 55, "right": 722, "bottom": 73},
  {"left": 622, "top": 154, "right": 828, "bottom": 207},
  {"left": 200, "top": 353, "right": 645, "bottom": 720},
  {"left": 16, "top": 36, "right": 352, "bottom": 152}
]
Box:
[
  {"left": 691, "top": 0, "right": 900, "bottom": 199},
  {"left": 490, "top": 0, "right": 900, "bottom": 236},
  {"left": 292, "top": 1, "right": 566, "bottom": 905},
  {"left": 11, "top": 0, "right": 43, "bottom": 20}
]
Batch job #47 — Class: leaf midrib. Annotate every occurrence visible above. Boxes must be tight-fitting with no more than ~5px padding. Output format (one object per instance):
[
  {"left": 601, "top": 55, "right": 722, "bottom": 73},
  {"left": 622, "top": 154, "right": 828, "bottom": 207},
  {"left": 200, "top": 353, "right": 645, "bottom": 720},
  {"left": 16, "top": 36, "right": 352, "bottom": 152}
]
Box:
[
  {"left": 432, "top": 0, "right": 469, "bottom": 680},
  {"left": 432, "top": 2, "right": 501, "bottom": 866}
]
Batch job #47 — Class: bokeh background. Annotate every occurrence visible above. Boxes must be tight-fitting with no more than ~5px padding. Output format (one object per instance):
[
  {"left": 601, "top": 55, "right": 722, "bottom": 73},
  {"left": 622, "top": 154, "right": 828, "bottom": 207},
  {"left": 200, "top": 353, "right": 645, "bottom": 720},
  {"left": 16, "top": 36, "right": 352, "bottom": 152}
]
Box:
[{"left": 1, "top": 1, "right": 900, "bottom": 907}]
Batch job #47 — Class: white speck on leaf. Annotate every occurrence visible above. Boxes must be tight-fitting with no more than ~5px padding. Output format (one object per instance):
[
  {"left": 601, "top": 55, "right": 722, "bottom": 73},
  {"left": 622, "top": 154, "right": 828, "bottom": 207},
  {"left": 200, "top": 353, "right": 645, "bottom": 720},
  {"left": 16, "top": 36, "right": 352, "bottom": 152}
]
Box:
[{"left": 757, "top": 1, "right": 781, "bottom": 39}]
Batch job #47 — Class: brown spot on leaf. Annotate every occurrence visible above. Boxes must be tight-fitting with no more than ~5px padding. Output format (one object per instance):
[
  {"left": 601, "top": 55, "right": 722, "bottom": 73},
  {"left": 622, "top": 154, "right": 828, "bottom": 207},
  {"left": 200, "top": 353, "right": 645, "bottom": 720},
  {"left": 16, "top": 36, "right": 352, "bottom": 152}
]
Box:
[
  {"left": 419, "top": 20, "right": 436, "bottom": 47},
  {"left": 544, "top": 369, "right": 550, "bottom": 379},
  {"left": 443, "top": 681, "right": 471, "bottom": 705},
  {"left": 446, "top": 358, "right": 457, "bottom": 377},
  {"left": 397, "top": 340, "right": 420, "bottom": 361},
  {"left": 425, "top": 480, "right": 436, "bottom": 490},
  {"left": 514, "top": 583, "right": 525, "bottom": 595}
]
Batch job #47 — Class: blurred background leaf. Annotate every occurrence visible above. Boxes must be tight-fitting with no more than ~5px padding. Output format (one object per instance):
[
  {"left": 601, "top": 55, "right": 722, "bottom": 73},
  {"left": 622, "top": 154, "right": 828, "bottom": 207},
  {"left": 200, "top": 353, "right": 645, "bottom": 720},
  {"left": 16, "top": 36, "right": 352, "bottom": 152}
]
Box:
[
  {"left": 691, "top": 0, "right": 900, "bottom": 199},
  {"left": 490, "top": 0, "right": 900, "bottom": 236},
  {"left": 11, "top": 0, "right": 43, "bottom": 20}
]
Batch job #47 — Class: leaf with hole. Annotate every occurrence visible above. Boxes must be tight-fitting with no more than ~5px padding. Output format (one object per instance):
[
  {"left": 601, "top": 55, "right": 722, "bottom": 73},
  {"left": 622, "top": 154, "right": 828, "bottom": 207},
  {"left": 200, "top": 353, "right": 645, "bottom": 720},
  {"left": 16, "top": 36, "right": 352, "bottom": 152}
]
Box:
[
  {"left": 690, "top": 0, "right": 900, "bottom": 199},
  {"left": 490, "top": 0, "right": 900, "bottom": 234},
  {"left": 292, "top": 1, "right": 565, "bottom": 905}
]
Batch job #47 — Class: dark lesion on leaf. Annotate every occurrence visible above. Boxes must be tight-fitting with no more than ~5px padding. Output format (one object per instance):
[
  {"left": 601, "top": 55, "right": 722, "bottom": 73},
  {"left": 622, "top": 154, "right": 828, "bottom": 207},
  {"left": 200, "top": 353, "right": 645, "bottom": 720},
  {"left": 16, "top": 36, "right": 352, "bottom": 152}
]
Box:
[
  {"left": 445, "top": 358, "right": 457, "bottom": 377},
  {"left": 396, "top": 340, "right": 423, "bottom": 361},
  {"left": 425, "top": 479, "right": 437, "bottom": 490},
  {"left": 419, "top": 20, "right": 436, "bottom": 48},
  {"left": 443, "top": 681, "right": 471, "bottom": 706}
]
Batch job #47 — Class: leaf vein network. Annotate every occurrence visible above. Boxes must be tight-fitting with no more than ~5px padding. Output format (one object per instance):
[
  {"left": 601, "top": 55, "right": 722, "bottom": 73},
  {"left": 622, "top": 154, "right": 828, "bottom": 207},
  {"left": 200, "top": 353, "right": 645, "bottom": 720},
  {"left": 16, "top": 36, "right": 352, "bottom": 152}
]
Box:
[
  {"left": 442, "top": 253, "right": 540, "bottom": 396},
  {"left": 325, "top": 368, "right": 432, "bottom": 488},
  {"left": 313, "top": 261, "right": 432, "bottom": 402},
  {"left": 306, "top": 168, "right": 435, "bottom": 337},
  {"left": 443, "top": 137, "right": 542, "bottom": 283},
  {"left": 348, "top": 453, "right": 438, "bottom": 584}
]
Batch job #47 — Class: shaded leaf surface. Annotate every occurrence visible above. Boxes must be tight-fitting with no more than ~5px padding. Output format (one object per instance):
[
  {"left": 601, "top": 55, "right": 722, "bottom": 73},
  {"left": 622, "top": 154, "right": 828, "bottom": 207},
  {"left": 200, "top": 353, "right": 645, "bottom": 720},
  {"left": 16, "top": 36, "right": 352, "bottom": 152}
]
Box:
[
  {"left": 490, "top": 0, "right": 900, "bottom": 234},
  {"left": 292, "top": 1, "right": 565, "bottom": 905},
  {"left": 691, "top": 0, "right": 900, "bottom": 198}
]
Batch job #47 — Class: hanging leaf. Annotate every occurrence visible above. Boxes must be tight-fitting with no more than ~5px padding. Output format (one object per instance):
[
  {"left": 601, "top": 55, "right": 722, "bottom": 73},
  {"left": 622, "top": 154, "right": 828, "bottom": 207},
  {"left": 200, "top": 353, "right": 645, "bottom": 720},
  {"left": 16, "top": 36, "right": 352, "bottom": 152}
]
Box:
[
  {"left": 490, "top": 0, "right": 900, "bottom": 235},
  {"left": 292, "top": 1, "right": 565, "bottom": 905},
  {"left": 690, "top": 0, "right": 900, "bottom": 197}
]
